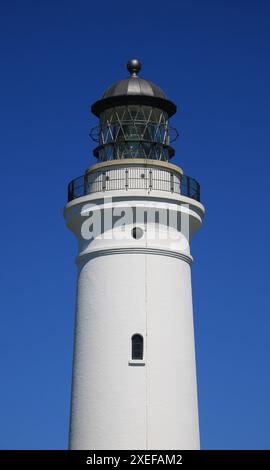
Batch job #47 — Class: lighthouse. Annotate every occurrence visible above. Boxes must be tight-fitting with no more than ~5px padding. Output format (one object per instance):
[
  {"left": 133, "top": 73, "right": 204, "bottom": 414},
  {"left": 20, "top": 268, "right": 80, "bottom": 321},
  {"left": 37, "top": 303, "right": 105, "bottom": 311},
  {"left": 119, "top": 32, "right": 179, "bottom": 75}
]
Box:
[{"left": 64, "top": 60, "right": 205, "bottom": 450}]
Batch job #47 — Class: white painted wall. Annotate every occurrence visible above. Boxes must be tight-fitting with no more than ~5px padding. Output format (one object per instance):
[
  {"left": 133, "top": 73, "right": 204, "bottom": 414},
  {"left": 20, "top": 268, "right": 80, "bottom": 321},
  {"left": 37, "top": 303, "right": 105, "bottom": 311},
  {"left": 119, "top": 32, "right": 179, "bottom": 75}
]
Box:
[{"left": 87, "top": 164, "right": 182, "bottom": 193}]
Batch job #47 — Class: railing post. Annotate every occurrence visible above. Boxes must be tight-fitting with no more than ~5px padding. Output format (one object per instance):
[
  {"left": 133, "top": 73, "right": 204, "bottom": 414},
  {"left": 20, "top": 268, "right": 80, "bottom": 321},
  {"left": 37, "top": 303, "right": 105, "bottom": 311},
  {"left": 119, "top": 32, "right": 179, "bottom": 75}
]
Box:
[
  {"left": 149, "top": 169, "right": 152, "bottom": 190},
  {"left": 170, "top": 173, "right": 174, "bottom": 193},
  {"left": 197, "top": 182, "right": 200, "bottom": 202},
  {"left": 68, "top": 182, "right": 72, "bottom": 202},
  {"left": 102, "top": 172, "right": 106, "bottom": 191},
  {"left": 187, "top": 176, "right": 190, "bottom": 197},
  {"left": 125, "top": 168, "right": 129, "bottom": 190},
  {"left": 84, "top": 174, "right": 87, "bottom": 196}
]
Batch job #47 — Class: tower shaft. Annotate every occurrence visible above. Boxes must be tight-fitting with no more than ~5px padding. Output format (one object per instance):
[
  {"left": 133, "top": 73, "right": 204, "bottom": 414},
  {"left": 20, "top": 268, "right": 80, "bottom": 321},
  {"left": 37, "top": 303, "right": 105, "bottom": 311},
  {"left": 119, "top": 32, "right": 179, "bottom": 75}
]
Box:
[{"left": 64, "top": 61, "right": 204, "bottom": 449}]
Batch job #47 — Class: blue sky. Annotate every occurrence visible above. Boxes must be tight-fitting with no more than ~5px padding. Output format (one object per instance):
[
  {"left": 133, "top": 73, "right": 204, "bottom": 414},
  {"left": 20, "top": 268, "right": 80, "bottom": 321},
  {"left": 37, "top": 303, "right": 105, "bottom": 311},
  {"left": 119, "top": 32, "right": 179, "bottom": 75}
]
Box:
[{"left": 1, "top": 0, "right": 270, "bottom": 449}]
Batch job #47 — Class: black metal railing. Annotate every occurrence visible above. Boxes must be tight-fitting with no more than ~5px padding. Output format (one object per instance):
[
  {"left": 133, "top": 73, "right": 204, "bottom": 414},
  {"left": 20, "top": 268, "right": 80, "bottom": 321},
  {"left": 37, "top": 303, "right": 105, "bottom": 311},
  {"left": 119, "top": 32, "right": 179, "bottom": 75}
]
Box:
[{"left": 67, "top": 169, "right": 200, "bottom": 202}]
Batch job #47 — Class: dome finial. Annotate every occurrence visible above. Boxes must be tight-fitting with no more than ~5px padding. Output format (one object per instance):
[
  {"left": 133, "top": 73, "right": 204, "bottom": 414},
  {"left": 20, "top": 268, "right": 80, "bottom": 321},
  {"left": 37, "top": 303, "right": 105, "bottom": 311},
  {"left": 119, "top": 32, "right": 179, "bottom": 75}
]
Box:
[{"left": 127, "top": 59, "right": 141, "bottom": 77}]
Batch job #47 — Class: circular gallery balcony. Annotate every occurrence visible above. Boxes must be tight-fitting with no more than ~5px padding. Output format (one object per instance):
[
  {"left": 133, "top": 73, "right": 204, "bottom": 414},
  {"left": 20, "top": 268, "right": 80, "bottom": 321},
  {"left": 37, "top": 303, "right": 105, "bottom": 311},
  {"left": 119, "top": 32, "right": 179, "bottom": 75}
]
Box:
[{"left": 67, "top": 161, "right": 200, "bottom": 203}]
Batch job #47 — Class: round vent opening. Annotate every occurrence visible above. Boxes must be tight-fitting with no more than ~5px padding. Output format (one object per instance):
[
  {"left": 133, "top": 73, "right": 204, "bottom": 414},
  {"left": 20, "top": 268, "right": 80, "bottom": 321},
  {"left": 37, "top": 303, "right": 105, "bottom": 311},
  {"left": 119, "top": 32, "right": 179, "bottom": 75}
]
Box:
[{"left": 131, "top": 227, "right": 144, "bottom": 239}]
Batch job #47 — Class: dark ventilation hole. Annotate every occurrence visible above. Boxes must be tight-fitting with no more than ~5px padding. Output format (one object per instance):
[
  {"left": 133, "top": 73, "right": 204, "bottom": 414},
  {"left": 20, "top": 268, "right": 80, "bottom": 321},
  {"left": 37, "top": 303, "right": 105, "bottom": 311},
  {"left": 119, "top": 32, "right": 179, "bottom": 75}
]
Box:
[
  {"left": 131, "top": 227, "right": 144, "bottom": 239},
  {"left": 132, "top": 334, "right": 144, "bottom": 360}
]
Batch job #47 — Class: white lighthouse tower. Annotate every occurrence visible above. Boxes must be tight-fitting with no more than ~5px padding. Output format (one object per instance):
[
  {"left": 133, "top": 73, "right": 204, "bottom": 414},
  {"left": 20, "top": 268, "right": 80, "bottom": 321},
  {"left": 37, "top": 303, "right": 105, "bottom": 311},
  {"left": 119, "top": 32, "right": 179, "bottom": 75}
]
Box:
[{"left": 64, "top": 60, "right": 204, "bottom": 450}]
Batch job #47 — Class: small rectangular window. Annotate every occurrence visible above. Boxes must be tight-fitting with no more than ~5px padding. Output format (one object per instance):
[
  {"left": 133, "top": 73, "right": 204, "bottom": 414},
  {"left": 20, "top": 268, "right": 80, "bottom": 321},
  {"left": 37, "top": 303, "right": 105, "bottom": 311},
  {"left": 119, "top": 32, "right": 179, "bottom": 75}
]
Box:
[{"left": 132, "top": 334, "right": 143, "bottom": 360}]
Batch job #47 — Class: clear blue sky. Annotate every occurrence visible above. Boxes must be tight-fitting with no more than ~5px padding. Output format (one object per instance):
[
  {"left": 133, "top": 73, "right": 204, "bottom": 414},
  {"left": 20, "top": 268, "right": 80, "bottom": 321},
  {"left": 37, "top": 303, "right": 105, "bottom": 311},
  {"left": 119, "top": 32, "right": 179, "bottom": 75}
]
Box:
[{"left": 1, "top": 0, "right": 270, "bottom": 450}]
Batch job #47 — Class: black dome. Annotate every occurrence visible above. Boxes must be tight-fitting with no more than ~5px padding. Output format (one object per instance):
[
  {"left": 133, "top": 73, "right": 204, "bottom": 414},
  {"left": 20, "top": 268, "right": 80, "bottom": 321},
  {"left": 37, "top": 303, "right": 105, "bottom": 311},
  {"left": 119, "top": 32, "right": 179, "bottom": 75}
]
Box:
[
  {"left": 102, "top": 77, "right": 167, "bottom": 100},
  {"left": 91, "top": 59, "right": 176, "bottom": 117}
]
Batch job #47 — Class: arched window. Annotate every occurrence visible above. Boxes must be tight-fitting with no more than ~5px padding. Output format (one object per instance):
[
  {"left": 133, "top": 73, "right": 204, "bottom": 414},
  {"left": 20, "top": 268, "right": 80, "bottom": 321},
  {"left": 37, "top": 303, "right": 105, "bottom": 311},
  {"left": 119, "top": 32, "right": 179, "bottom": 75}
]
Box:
[{"left": 132, "top": 334, "right": 144, "bottom": 360}]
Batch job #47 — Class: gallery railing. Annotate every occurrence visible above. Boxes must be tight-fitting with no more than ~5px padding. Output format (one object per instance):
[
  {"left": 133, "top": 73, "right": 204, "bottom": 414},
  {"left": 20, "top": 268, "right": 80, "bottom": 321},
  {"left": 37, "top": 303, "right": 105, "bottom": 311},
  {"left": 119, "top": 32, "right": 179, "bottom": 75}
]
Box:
[{"left": 67, "top": 169, "right": 200, "bottom": 202}]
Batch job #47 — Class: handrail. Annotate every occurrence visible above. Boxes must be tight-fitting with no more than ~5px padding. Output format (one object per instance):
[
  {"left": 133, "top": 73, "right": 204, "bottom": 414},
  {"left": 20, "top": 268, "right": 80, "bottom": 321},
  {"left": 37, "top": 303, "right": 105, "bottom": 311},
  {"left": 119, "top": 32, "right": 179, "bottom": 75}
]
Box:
[{"left": 67, "top": 168, "right": 200, "bottom": 202}]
